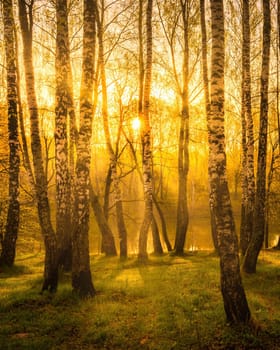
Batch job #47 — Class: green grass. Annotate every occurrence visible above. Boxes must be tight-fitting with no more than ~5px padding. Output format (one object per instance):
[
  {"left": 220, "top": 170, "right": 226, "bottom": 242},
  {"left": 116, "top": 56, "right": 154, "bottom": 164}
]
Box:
[{"left": 1, "top": 251, "right": 280, "bottom": 349}]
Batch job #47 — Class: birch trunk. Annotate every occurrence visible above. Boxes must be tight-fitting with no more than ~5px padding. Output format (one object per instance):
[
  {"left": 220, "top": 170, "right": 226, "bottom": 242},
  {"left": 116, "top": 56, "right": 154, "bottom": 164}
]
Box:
[
  {"left": 0, "top": 0, "right": 20, "bottom": 267},
  {"left": 55, "top": 0, "right": 72, "bottom": 270},
  {"left": 138, "top": 0, "right": 153, "bottom": 260},
  {"left": 18, "top": 0, "right": 58, "bottom": 292},
  {"left": 174, "top": 0, "right": 189, "bottom": 255},
  {"left": 243, "top": 0, "right": 271, "bottom": 273},
  {"left": 208, "top": 0, "right": 251, "bottom": 323},
  {"left": 72, "top": 0, "right": 96, "bottom": 297},
  {"left": 200, "top": 0, "right": 218, "bottom": 251},
  {"left": 95, "top": 1, "right": 128, "bottom": 258},
  {"left": 240, "top": 0, "right": 255, "bottom": 256},
  {"left": 89, "top": 185, "right": 117, "bottom": 256}
]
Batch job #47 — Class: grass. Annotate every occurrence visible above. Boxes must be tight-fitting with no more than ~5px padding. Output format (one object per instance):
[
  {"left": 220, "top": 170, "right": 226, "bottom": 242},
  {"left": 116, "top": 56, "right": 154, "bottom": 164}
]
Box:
[{"left": 1, "top": 250, "right": 280, "bottom": 349}]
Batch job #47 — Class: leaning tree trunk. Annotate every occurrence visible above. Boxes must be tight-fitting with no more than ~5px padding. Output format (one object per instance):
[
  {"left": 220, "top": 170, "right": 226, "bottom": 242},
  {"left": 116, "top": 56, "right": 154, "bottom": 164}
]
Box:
[
  {"left": 275, "top": 238, "right": 280, "bottom": 249},
  {"left": 174, "top": 0, "right": 190, "bottom": 255},
  {"left": 65, "top": 28, "right": 79, "bottom": 267},
  {"left": 124, "top": 132, "right": 170, "bottom": 252},
  {"left": 15, "top": 29, "right": 35, "bottom": 194},
  {"left": 18, "top": 0, "right": 58, "bottom": 292},
  {"left": 151, "top": 216, "right": 163, "bottom": 255},
  {"left": 72, "top": 0, "right": 96, "bottom": 297},
  {"left": 243, "top": 0, "right": 271, "bottom": 273},
  {"left": 89, "top": 103, "right": 116, "bottom": 256},
  {"left": 200, "top": 0, "right": 218, "bottom": 251},
  {"left": 55, "top": 0, "right": 72, "bottom": 271},
  {"left": 264, "top": 144, "right": 277, "bottom": 248},
  {"left": 240, "top": 0, "right": 255, "bottom": 256},
  {"left": 89, "top": 185, "right": 117, "bottom": 256},
  {"left": 275, "top": 0, "right": 280, "bottom": 250},
  {"left": 208, "top": 0, "right": 251, "bottom": 323},
  {"left": 138, "top": 0, "right": 153, "bottom": 260},
  {"left": 95, "top": 2, "right": 128, "bottom": 258},
  {"left": 0, "top": 0, "right": 20, "bottom": 267},
  {"left": 152, "top": 193, "right": 172, "bottom": 251}
]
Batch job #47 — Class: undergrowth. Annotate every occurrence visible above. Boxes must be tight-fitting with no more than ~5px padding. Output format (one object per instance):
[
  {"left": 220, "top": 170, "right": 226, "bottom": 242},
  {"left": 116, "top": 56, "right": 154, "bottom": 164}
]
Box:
[{"left": 0, "top": 251, "right": 280, "bottom": 349}]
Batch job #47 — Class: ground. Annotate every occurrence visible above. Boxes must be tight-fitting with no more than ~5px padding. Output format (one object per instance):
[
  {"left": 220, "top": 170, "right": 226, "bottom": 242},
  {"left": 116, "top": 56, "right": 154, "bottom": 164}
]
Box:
[{"left": 1, "top": 250, "right": 280, "bottom": 349}]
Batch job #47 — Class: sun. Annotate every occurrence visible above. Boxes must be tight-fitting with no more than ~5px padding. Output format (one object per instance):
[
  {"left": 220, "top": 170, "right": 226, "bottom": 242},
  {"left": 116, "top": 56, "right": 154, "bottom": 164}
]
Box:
[{"left": 131, "top": 117, "right": 141, "bottom": 131}]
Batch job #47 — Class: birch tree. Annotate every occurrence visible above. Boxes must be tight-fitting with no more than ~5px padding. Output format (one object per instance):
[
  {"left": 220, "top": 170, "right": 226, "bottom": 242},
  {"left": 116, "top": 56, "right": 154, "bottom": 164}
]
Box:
[
  {"left": 200, "top": 0, "right": 218, "bottom": 251},
  {"left": 240, "top": 0, "right": 255, "bottom": 256},
  {"left": 0, "top": 0, "right": 20, "bottom": 267},
  {"left": 174, "top": 0, "right": 190, "bottom": 255},
  {"left": 208, "top": 0, "right": 251, "bottom": 323},
  {"left": 138, "top": 0, "right": 153, "bottom": 260},
  {"left": 18, "top": 0, "right": 58, "bottom": 292},
  {"left": 55, "top": 0, "right": 72, "bottom": 270},
  {"left": 94, "top": 0, "right": 128, "bottom": 258},
  {"left": 72, "top": 0, "right": 96, "bottom": 297},
  {"left": 243, "top": 0, "right": 271, "bottom": 273}
]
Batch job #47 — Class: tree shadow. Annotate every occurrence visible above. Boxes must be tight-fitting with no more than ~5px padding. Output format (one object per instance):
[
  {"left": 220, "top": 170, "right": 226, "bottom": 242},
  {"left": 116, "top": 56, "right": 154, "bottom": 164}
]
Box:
[{"left": 0, "top": 264, "right": 33, "bottom": 278}]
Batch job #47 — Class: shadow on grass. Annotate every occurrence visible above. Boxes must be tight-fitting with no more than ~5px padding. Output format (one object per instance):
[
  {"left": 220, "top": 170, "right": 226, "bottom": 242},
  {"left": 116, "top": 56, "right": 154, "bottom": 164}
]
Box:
[
  {"left": 1, "top": 251, "right": 280, "bottom": 349},
  {"left": 0, "top": 264, "right": 33, "bottom": 278},
  {"left": 0, "top": 287, "right": 84, "bottom": 350}
]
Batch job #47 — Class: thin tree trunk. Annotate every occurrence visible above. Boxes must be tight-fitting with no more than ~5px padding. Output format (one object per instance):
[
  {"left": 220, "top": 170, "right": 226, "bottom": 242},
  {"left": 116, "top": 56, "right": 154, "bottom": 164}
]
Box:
[
  {"left": 264, "top": 144, "right": 277, "bottom": 248},
  {"left": 138, "top": 0, "right": 144, "bottom": 119},
  {"left": 124, "top": 131, "right": 171, "bottom": 252},
  {"left": 90, "top": 82, "right": 116, "bottom": 257},
  {"left": 208, "top": 0, "right": 250, "bottom": 323},
  {"left": 103, "top": 165, "right": 112, "bottom": 221},
  {"left": 240, "top": 0, "right": 255, "bottom": 256},
  {"left": 0, "top": 0, "right": 20, "bottom": 267},
  {"left": 72, "top": 0, "right": 96, "bottom": 297},
  {"left": 138, "top": 0, "right": 153, "bottom": 260},
  {"left": 55, "top": 0, "right": 72, "bottom": 271},
  {"left": 89, "top": 185, "right": 117, "bottom": 256},
  {"left": 275, "top": 0, "right": 280, "bottom": 251},
  {"left": 243, "top": 0, "right": 271, "bottom": 273},
  {"left": 200, "top": 0, "right": 218, "bottom": 252},
  {"left": 95, "top": 1, "right": 128, "bottom": 258},
  {"left": 151, "top": 215, "right": 163, "bottom": 255},
  {"left": 67, "top": 42, "right": 78, "bottom": 268},
  {"left": 152, "top": 193, "right": 172, "bottom": 251},
  {"left": 174, "top": 0, "right": 190, "bottom": 255},
  {"left": 18, "top": 0, "right": 58, "bottom": 292},
  {"left": 278, "top": 0, "right": 280, "bottom": 151},
  {"left": 14, "top": 23, "right": 35, "bottom": 195}
]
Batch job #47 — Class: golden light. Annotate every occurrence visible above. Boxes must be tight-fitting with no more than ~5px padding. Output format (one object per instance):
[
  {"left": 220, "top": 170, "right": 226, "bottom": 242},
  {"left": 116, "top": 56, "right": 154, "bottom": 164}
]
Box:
[
  {"left": 151, "top": 84, "right": 176, "bottom": 103},
  {"left": 40, "top": 85, "right": 54, "bottom": 107},
  {"left": 131, "top": 117, "right": 141, "bottom": 131}
]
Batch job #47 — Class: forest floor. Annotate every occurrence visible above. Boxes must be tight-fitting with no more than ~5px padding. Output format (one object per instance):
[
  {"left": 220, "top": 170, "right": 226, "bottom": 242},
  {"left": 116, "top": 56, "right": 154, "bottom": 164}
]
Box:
[{"left": 0, "top": 249, "right": 280, "bottom": 349}]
